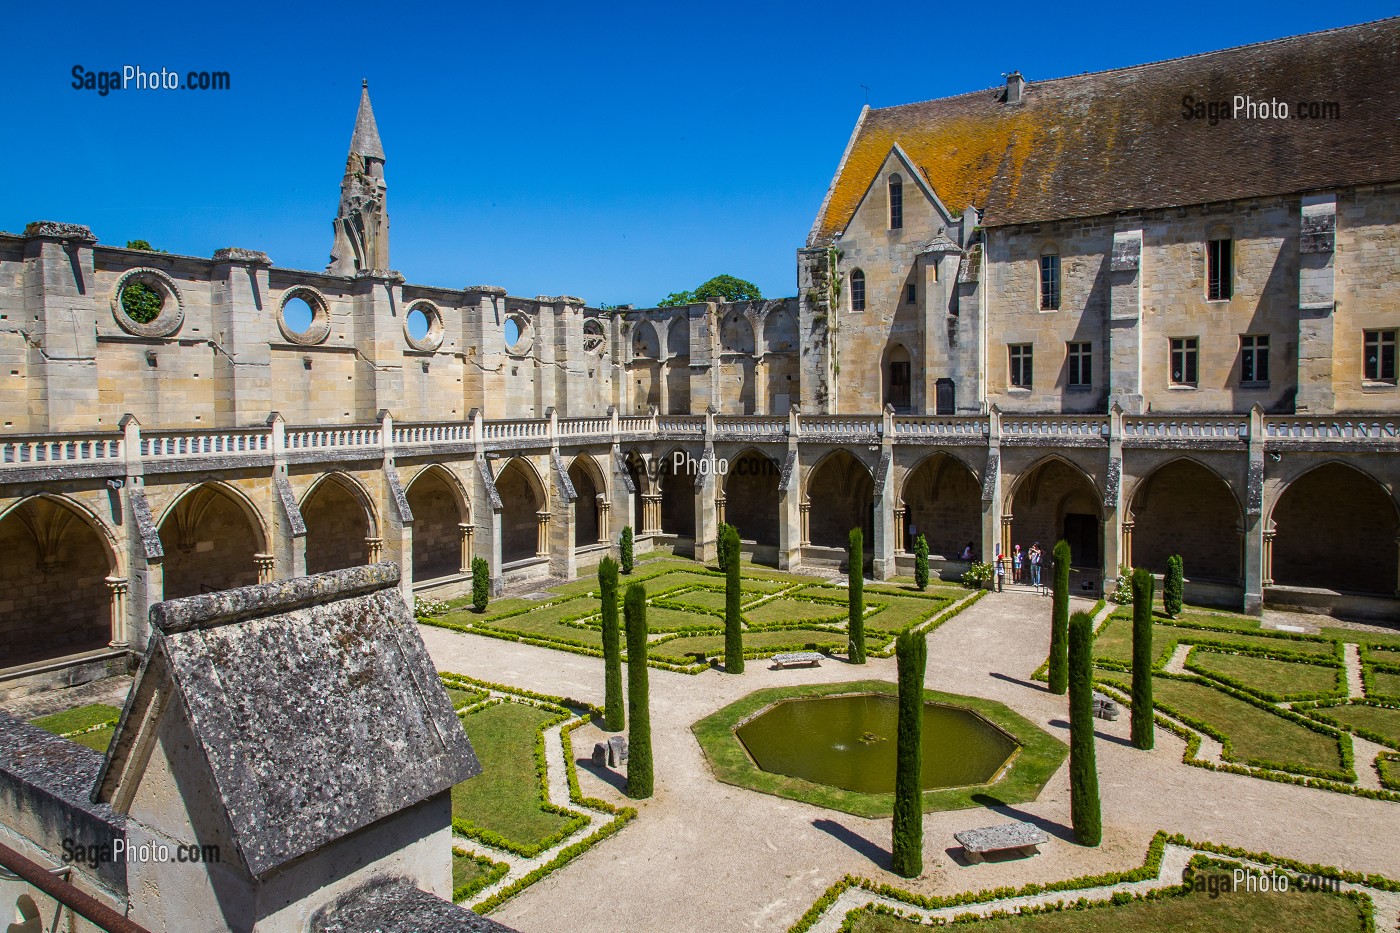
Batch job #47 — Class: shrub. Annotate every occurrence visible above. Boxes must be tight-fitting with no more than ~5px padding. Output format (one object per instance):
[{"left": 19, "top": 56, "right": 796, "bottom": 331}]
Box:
[
  {"left": 717, "top": 522, "right": 732, "bottom": 572},
  {"left": 120, "top": 281, "right": 163, "bottom": 323},
  {"left": 1068, "top": 609, "right": 1102, "bottom": 845},
  {"left": 620, "top": 526, "right": 635, "bottom": 574},
  {"left": 892, "top": 629, "right": 927, "bottom": 877},
  {"left": 847, "top": 528, "right": 866, "bottom": 664},
  {"left": 1048, "top": 540, "right": 1072, "bottom": 695},
  {"left": 413, "top": 594, "right": 448, "bottom": 619},
  {"left": 1108, "top": 565, "right": 1133, "bottom": 604},
  {"left": 624, "top": 583, "right": 653, "bottom": 798},
  {"left": 913, "top": 534, "right": 930, "bottom": 592},
  {"left": 1130, "top": 568, "right": 1155, "bottom": 750},
  {"left": 471, "top": 556, "right": 490, "bottom": 613},
  {"left": 1164, "top": 555, "right": 1184, "bottom": 619},
  {"left": 599, "top": 557, "right": 624, "bottom": 731},
  {"left": 961, "top": 561, "right": 993, "bottom": 589},
  {"left": 724, "top": 527, "right": 744, "bottom": 674}
]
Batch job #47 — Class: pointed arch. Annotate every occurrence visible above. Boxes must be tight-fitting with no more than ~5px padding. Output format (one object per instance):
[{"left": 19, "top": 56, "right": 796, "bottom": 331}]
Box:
[
  {"left": 725, "top": 448, "right": 781, "bottom": 548},
  {"left": 1, "top": 494, "right": 121, "bottom": 666},
  {"left": 1128, "top": 458, "right": 1242, "bottom": 584},
  {"left": 804, "top": 449, "right": 875, "bottom": 549},
  {"left": 1009, "top": 455, "right": 1102, "bottom": 570},
  {"left": 1269, "top": 461, "right": 1398, "bottom": 594},
  {"left": 301, "top": 471, "right": 379, "bottom": 575},
  {"left": 656, "top": 446, "right": 696, "bottom": 538},
  {"left": 568, "top": 453, "right": 608, "bottom": 548},
  {"left": 883, "top": 342, "right": 913, "bottom": 412},
  {"left": 900, "top": 453, "right": 980, "bottom": 558},
  {"left": 158, "top": 481, "right": 268, "bottom": 598},
  {"left": 496, "top": 457, "right": 547, "bottom": 563},
  {"left": 405, "top": 465, "right": 470, "bottom": 582}
]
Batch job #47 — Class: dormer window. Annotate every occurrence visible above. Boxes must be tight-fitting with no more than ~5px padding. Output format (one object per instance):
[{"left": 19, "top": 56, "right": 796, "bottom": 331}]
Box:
[{"left": 888, "top": 175, "right": 903, "bottom": 230}]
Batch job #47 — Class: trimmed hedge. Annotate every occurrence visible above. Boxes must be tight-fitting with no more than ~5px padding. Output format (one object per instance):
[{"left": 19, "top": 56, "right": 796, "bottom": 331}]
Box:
[
  {"left": 599, "top": 556, "right": 624, "bottom": 731},
  {"left": 913, "top": 534, "right": 929, "bottom": 592},
  {"left": 620, "top": 525, "right": 634, "bottom": 574},
  {"left": 724, "top": 525, "right": 744, "bottom": 673},
  {"left": 891, "top": 630, "right": 926, "bottom": 878},
  {"left": 471, "top": 556, "right": 490, "bottom": 612},
  {"left": 1068, "top": 610, "right": 1101, "bottom": 846},
  {"left": 1164, "top": 554, "right": 1184, "bottom": 618},
  {"left": 1130, "top": 568, "right": 1155, "bottom": 751}
]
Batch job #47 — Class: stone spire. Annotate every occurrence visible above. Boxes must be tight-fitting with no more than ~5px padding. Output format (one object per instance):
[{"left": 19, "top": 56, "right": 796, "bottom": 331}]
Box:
[{"left": 327, "top": 80, "right": 390, "bottom": 276}]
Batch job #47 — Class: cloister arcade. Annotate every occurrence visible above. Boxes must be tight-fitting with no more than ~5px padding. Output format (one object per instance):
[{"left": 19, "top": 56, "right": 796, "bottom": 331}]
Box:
[{"left": 2, "top": 410, "right": 1397, "bottom": 683}]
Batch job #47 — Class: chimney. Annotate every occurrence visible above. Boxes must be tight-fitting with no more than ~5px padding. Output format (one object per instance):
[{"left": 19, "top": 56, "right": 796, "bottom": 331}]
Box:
[{"left": 1005, "top": 71, "right": 1025, "bottom": 104}]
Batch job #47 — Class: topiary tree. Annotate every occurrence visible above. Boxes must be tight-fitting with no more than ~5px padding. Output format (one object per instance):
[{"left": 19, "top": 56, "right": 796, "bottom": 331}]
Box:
[
  {"left": 913, "top": 534, "right": 930, "bottom": 592},
  {"left": 1130, "top": 567, "right": 1155, "bottom": 750},
  {"left": 891, "top": 628, "right": 926, "bottom": 878},
  {"left": 1068, "top": 609, "right": 1102, "bottom": 846},
  {"left": 471, "top": 556, "right": 490, "bottom": 613},
  {"left": 1047, "top": 540, "right": 1072, "bottom": 695},
  {"left": 717, "top": 522, "right": 732, "bottom": 573},
  {"left": 620, "top": 525, "right": 635, "bottom": 575},
  {"left": 624, "top": 583, "right": 653, "bottom": 798},
  {"left": 1164, "top": 554, "right": 1184, "bottom": 619},
  {"left": 847, "top": 528, "right": 866, "bottom": 664},
  {"left": 599, "top": 556, "right": 624, "bottom": 731},
  {"left": 724, "top": 526, "right": 744, "bottom": 673}
]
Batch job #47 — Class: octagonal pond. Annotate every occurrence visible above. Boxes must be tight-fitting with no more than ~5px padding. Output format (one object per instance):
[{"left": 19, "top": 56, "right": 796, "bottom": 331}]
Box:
[{"left": 736, "top": 694, "right": 1019, "bottom": 794}]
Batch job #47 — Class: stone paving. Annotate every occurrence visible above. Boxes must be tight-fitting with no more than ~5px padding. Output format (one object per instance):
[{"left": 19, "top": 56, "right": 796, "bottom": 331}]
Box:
[{"left": 420, "top": 586, "right": 1400, "bottom": 933}]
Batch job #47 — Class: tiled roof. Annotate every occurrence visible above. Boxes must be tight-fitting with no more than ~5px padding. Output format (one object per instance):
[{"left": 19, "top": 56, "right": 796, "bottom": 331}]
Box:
[{"left": 810, "top": 17, "right": 1400, "bottom": 240}]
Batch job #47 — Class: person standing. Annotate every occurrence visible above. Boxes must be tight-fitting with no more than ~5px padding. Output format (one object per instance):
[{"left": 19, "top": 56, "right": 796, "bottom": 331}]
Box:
[
  {"left": 1012, "top": 544, "right": 1023, "bottom": 585},
  {"left": 1029, "top": 542, "right": 1042, "bottom": 589}
]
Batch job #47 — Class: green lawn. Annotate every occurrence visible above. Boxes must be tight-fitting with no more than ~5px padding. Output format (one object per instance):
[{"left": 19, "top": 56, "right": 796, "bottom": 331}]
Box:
[
  {"left": 1311, "top": 703, "right": 1400, "bottom": 747},
  {"left": 1098, "top": 673, "right": 1346, "bottom": 776},
  {"left": 655, "top": 587, "right": 759, "bottom": 613},
  {"left": 451, "top": 847, "right": 508, "bottom": 902},
  {"left": 29, "top": 703, "right": 122, "bottom": 736},
  {"left": 843, "top": 885, "right": 1367, "bottom": 932},
  {"left": 632, "top": 605, "right": 723, "bottom": 632},
  {"left": 451, "top": 702, "right": 581, "bottom": 851},
  {"left": 1094, "top": 618, "right": 1335, "bottom": 668},
  {"left": 1380, "top": 754, "right": 1400, "bottom": 790},
  {"left": 445, "top": 686, "right": 489, "bottom": 709},
  {"left": 742, "top": 596, "right": 849, "bottom": 627},
  {"left": 1186, "top": 649, "right": 1343, "bottom": 701},
  {"left": 1368, "top": 669, "right": 1400, "bottom": 700},
  {"left": 650, "top": 627, "right": 863, "bottom": 663}
]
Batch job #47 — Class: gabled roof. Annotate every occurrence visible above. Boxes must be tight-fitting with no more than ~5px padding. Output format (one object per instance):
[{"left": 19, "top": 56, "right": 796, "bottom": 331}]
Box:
[
  {"left": 809, "top": 17, "right": 1400, "bottom": 241},
  {"left": 350, "top": 81, "right": 385, "bottom": 161},
  {"left": 95, "top": 563, "right": 479, "bottom": 878}
]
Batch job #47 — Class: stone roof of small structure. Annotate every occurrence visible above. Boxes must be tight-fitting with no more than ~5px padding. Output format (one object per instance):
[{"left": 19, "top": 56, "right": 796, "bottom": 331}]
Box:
[
  {"left": 310, "top": 876, "right": 518, "bottom": 933},
  {"left": 0, "top": 713, "right": 124, "bottom": 831},
  {"left": 809, "top": 17, "right": 1400, "bottom": 242},
  {"left": 95, "top": 563, "right": 480, "bottom": 878}
]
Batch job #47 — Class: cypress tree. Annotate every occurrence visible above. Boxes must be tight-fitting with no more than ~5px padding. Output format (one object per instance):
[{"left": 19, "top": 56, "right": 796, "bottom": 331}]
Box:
[
  {"left": 471, "top": 556, "right": 490, "bottom": 613},
  {"left": 1068, "top": 610, "right": 1102, "bottom": 846},
  {"left": 847, "top": 528, "right": 866, "bottom": 663},
  {"left": 599, "top": 556, "right": 624, "bottom": 731},
  {"left": 891, "top": 629, "right": 927, "bottom": 878},
  {"left": 1130, "top": 567, "right": 1155, "bottom": 750},
  {"left": 717, "top": 522, "right": 731, "bottom": 573},
  {"left": 913, "top": 534, "right": 930, "bottom": 592},
  {"left": 724, "top": 526, "right": 745, "bottom": 673},
  {"left": 1164, "top": 554, "right": 1184, "bottom": 619},
  {"left": 1047, "top": 540, "right": 1072, "bottom": 695},
  {"left": 624, "top": 583, "right": 653, "bottom": 798},
  {"left": 620, "top": 525, "right": 635, "bottom": 574}
]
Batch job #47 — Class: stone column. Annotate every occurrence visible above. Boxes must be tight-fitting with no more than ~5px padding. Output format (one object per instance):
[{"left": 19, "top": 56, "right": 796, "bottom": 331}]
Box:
[
  {"left": 894, "top": 506, "right": 906, "bottom": 554},
  {"left": 254, "top": 553, "right": 276, "bottom": 584},
  {"left": 800, "top": 501, "right": 812, "bottom": 546},
  {"left": 715, "top": 495, "right": 726, "bottom": 526},
  {"left": 1262, "top": 528, "right": 1276, "bottom": 587},
  {"left": 1000, "top": 515, "right": 1013, "bottom": 563},
  {"left": 981, "top": 410, "right": 1003, "bottom": 582},
  {"left": 105, "top": 577, "right": 129, "bottom": 648},
  {"left": 1121, "top": 520, "right": 1134, "bottom": 570},
  {"left": 1101, "top": 406, "right": 1124, "bottom": 597},
  {"left": 658, "top": 362, "right": 670, "bottom": 416},
  {"left": 753, "top": 357, "right": 768, "bottom": 416},
  {"left": 458, "top": 523, "right": 474, "bottom": 573},
  {"left": 366, "top": 537, "right": 384, "bottom": 563},
  {"left": 1296, "top": 194, "right": 1337, "bottom": 413},
  {"left": 597, "top": 500, "right": 611, "bottom": 545},
  {"left": 1243, "top": 405, "right": 1266, "bottom": 614},
  {"left": 535, "top": 511, "right": 551, "bottom": 558}
]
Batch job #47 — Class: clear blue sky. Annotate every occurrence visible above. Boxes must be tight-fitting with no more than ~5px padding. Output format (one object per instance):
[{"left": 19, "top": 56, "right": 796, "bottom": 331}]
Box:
[{"left": 6, "top": 2, "right": 1392, "bottom": 306}]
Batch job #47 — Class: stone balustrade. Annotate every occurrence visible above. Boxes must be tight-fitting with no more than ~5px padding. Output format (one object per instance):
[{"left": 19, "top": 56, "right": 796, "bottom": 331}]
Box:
[
  {"left": 0, "top": 433, "right": 125, "bottom": 468},
  {"left": 1121, "top": 417, "right": 1247, "bottom": 441},
  {"left": 714, "top": 416, "right": 787, "bottom": 436},
  {"left": 1262, "top": 417, "right": 1400, "bottom": 441},
  {"left": 142, "top": 429, "right": 271, "bottom": 460}
]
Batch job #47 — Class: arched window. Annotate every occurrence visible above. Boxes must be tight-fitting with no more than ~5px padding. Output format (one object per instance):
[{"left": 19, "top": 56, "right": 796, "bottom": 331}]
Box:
[
  {"left": 850, "top": 269, "right": 866, "bottom": 312},
  {"left": 888, "top": 175, "right": 903, "bottom": 230}
]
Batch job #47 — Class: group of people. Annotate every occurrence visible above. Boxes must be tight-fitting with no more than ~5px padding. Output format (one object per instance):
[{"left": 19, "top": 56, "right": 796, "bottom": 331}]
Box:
[{"left": 993, "top": 542, "right": 1043, "bottom": 590}]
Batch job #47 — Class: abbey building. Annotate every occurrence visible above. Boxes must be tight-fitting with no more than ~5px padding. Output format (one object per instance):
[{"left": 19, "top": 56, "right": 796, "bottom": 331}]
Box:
[{"left": 0, "top": 19, "right": 1396, "bottom": 692}]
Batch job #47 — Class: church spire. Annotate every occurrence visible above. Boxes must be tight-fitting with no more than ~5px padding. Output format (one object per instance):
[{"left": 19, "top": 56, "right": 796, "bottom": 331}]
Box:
[{"left": 327, "top": 81, "right": 390, "bottom": 276}]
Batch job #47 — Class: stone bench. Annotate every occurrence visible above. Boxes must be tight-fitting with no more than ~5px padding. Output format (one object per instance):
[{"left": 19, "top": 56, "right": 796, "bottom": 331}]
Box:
[
  {"left": 771, "top": 651, "right": 824, "bottom": 669},
  {"left": 953, "top": 821, "right": 1048, "bottom": 864}
]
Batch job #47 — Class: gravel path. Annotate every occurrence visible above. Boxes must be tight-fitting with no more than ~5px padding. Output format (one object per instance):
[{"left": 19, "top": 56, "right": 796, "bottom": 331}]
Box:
[{"left": 421, "top": 588, "right": 1400, "bottom": 933}]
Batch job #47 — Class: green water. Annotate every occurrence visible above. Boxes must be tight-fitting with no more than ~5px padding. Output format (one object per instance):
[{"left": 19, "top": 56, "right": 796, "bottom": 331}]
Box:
[{"left": 736, "top": 694, "right": 1018, "bottom": 793}]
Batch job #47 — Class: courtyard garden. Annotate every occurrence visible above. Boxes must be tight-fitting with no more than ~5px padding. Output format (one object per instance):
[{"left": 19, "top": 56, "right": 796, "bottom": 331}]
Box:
[{"left": 419, "top": 554, "right": 983, "bottom": 672}]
